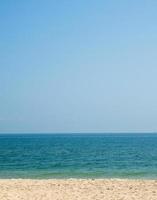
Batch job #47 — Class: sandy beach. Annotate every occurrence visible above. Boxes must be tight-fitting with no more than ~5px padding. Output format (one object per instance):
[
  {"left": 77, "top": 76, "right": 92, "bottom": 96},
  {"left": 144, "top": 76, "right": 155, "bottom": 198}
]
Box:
[{"left": 0, "top": 179, "right": 157, "bottom": 200}]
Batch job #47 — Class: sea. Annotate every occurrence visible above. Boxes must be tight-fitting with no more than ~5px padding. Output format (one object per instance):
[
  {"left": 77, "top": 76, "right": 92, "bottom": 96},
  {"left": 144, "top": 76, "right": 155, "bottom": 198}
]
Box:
[{"left": 0, "top": 133, "right": 157, "bottom": 179}]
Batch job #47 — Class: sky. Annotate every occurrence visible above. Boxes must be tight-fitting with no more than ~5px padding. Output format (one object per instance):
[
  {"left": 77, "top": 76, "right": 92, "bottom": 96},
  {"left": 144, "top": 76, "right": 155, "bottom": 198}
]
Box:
[{"left": 0, "top": 0, "right": 157, "bottom": 133}]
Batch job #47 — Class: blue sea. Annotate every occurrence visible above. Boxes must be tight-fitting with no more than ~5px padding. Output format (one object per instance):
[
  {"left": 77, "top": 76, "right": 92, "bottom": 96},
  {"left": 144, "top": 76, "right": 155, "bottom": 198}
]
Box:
[{"left": 0, "top": 133, "right": 157, "bottom": 179}]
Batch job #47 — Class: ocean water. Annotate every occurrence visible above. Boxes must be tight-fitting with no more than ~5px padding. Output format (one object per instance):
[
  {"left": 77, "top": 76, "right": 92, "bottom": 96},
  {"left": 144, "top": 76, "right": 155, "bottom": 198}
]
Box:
[{"left": 0, "top": 133, "right": 157, "bottom": 179}]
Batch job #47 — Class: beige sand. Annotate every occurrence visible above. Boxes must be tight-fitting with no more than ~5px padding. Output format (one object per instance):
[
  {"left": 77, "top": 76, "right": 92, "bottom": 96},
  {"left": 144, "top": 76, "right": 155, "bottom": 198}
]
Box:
[{"left": 0, "top": 179, "right": 157, "bottom": 200}]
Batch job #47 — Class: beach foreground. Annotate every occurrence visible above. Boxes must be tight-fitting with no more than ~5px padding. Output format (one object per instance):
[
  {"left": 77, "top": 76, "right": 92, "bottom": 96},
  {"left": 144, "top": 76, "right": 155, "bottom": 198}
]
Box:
[{"left": 0, "top": 179, "right": 157, "bottom": 200}]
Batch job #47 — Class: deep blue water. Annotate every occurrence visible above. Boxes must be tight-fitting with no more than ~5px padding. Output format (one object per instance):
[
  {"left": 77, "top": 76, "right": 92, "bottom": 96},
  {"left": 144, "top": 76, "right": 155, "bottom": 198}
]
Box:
[{"left": 0, "top": 133, "right": 157, "bottom": 179}]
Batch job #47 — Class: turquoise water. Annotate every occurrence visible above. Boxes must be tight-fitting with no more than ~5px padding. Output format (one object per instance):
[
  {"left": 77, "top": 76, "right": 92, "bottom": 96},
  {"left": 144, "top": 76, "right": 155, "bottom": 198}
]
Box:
[{"left": 0, "top": 133, "right": 157, "bottom": 179}]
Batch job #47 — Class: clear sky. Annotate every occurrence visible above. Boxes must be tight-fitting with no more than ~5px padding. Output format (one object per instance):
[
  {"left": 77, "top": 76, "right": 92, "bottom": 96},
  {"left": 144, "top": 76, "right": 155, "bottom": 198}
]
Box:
[{"left": 0, "top": 0, "right": 157, "bottom": 133}]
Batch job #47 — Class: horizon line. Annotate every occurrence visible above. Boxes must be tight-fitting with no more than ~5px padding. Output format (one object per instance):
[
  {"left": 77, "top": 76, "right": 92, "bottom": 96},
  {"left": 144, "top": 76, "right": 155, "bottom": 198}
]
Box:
[{"left": 0, "top": 132, "right": 157, "bottom": 134}]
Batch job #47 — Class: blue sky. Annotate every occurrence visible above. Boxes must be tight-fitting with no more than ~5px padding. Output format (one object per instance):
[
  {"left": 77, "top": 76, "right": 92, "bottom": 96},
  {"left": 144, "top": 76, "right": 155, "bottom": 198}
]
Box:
[{"left": 0, "top": 0, "right": 157, "bottom": 133}]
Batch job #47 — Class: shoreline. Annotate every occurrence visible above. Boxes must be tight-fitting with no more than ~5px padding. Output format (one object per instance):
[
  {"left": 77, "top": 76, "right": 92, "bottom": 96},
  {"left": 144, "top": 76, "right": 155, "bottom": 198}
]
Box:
[
  {"left": 1, "top": 178, "right": 157, "bottom": 182},
  {"left": 0, "top": 178, "right": 157, "bottom": 200},
  {"left": 0, "top": 177, "right": 157, "bottom": 180}
]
